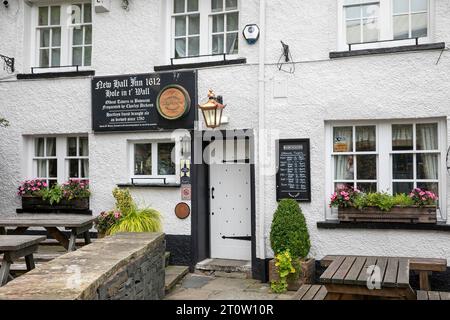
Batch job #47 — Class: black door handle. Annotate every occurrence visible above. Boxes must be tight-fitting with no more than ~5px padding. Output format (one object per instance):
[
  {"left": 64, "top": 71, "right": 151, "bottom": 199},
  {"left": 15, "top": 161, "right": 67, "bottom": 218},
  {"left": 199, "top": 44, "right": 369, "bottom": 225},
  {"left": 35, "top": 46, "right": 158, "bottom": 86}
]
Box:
[{"left": 211, "top": 187, "right": 215, "bottom": 199}]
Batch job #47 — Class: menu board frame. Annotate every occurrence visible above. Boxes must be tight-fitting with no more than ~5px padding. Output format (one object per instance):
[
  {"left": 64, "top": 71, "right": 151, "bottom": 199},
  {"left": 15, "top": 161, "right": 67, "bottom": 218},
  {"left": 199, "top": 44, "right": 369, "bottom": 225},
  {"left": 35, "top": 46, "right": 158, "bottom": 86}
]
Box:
[{"left": 276, "top": 139, "right": 311, "bottom": 202}]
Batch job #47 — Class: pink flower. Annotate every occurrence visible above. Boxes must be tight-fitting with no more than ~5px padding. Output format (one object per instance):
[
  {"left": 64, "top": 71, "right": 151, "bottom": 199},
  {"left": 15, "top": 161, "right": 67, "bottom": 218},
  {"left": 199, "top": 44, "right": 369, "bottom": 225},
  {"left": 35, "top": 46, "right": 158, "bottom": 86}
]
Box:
[
  {"left": 345, "top": 197, "right": 350, "bottom": 201},
  {"left": 114, "top": 211, "right": 121, "bottom": 219}
]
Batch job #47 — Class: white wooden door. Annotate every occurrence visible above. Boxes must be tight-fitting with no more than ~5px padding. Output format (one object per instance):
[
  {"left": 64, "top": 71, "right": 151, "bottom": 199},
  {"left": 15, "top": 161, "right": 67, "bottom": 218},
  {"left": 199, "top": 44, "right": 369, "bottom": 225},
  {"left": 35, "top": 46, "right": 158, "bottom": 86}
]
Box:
[{"left": 209, "top": 163, "right": 252, "bottom": 261}]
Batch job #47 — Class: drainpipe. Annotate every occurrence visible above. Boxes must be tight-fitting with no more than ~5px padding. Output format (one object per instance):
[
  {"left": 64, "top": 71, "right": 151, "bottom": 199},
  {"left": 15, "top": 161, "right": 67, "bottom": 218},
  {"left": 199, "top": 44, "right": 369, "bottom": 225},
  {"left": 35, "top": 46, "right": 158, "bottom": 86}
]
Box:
[{"left": 257, "top": 0, "right": 266, "bottom": 264}]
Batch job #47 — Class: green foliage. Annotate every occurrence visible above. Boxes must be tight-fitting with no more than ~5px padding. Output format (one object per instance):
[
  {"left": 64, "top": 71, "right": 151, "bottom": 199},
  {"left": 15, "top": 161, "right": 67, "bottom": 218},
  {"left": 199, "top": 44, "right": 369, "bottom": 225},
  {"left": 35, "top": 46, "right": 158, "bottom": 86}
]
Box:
[
  {"left": 365, "top": 192, "right": 394, "bottom": 211},
  {"left": 270, "top": 250, "right": 296, "bottom": 294},
  {"left": 38, "top": 185, "right": 63, "bottom": 205},
  {"left": 270, "top": 199, "right": 311, "bottom": 259},
  {"left": 108, "top": 207, "right": 162, "bottom": 235},
  {"left": 392, "top": 193, "right": 415, "bottom": 207},
  {"left": 112, "top": 188, "right": 135, "bottom": 215},
  {"left": 352, "top": 193, "right": 367, "bottom": 210}
]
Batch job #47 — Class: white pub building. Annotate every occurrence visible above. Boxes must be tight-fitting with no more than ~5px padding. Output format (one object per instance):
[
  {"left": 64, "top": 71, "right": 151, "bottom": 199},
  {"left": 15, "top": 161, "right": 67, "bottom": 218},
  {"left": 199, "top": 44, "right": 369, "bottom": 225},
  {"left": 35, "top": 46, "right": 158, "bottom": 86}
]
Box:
[{"left": 1, "top": 0, "right": 450, "bottom": 283}]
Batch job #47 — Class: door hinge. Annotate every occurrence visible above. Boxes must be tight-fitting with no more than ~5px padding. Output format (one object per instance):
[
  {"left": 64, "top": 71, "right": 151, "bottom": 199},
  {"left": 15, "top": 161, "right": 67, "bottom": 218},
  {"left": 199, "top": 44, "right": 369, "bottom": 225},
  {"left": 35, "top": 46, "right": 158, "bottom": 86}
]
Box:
[{"left": 222, "top": 236, "right": 251, "bottom": 241}]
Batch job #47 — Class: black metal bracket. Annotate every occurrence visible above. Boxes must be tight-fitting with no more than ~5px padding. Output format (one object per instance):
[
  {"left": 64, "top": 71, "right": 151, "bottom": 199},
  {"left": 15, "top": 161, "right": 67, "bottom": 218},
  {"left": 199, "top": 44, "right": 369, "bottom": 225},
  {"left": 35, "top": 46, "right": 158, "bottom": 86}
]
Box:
[
  {"left": 222, "top": 236, "right": 252, "bottom": 241},
  {"left": 0, "top": 54, "right": 14, "bottom": 73}
]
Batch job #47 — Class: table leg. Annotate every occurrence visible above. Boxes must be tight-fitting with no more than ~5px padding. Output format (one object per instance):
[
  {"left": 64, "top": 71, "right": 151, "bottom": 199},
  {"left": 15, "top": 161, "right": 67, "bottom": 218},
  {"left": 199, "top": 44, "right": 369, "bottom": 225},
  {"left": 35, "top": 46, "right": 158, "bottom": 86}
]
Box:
[
  {"left": 68, "top": 229, "right": 78, "bottom": 252},
  {"left": 45, "top": 227, "right": 69, "bottom": 250},
  {"left": 0, "top": 254, "right": 12, "bottom": 287},
  {"left": 0, "top": 227, "right": 5, "bottom": 235},
  {"left": 83, "top": 230, "right": 91, "bottom": 245},
  {"left": 25, "top": 254, "right": 36, "bottom": 271},
  {"left": 11, "top": 227, "right": 29, "bottom": 235},
  {"left": 419, "top": 271, "right": 432, "bottom": 291}
]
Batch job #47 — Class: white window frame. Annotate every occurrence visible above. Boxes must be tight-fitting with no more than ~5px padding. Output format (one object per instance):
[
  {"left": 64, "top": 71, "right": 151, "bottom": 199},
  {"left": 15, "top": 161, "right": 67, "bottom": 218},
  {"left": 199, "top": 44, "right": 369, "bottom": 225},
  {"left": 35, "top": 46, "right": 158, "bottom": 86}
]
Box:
[
  {"left": 209, "top": 0, "right": 240, "bottom": 56},
  {"left": 129, "top": 140, "right": 180, "bottom": 184},
  {"left": 66, "top": 136, "right": 89, "bottom": 179},
  {"left": 337, "top": 0, "right": 433, "bottom": 51},
  {"left": 325, "top": 118, "right": 447, "bottom": 222},
  {"left": 30, "top": 0, "right": 93, "bottom": 73}
]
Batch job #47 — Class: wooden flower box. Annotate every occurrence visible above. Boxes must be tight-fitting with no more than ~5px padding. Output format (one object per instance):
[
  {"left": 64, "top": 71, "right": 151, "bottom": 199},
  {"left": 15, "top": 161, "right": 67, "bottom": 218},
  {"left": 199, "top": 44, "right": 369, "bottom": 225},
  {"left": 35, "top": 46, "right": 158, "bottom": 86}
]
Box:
[
  {"left": 21, "top": 195, "right": 90, "bottom": 211},
  {"left": 268, "top": 258, "right": 315, "bottom": 291},
  {"left": 338, "top": 206, "right": 437, "bottom": 224}
]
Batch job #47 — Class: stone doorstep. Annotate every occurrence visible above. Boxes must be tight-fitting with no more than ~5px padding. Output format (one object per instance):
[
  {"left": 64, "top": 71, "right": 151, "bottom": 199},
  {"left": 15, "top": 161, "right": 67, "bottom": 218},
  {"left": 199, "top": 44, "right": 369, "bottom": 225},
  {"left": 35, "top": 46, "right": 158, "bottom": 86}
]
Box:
[
  {"left": 195, "top": 259, "right": 252, "bottom": 279},
  {"left": 165, "top": 265, "right": 189, "bottom": 294}
]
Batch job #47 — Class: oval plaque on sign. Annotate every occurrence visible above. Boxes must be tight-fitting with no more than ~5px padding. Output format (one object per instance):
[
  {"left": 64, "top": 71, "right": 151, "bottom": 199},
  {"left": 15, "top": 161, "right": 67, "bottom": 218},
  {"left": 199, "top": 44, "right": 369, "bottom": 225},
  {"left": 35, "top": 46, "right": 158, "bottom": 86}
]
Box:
[
  {"left": 175, "top": 202, "right": 191, "bottom": 220},
  {"left": 156, "top": 85, "right": 191, "bottom": 120}
]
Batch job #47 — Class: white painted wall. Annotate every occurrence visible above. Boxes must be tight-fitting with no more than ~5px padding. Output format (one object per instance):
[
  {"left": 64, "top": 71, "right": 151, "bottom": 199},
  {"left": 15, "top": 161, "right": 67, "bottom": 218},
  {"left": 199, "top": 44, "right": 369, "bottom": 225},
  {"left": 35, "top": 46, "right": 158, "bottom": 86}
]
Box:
[{"left": 1, "top": 0, "right": 450, "bottom": 264}]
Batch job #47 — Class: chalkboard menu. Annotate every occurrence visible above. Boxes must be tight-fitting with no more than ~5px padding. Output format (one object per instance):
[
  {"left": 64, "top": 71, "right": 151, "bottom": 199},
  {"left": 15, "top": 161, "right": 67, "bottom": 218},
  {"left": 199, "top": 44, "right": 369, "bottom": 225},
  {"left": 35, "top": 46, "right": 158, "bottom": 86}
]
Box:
[
  {"left": 91, "top": 71, "right": 197, "bottom": 132},
  {"left": 276, "top": 139, "right": 311, "bottom": 202}
]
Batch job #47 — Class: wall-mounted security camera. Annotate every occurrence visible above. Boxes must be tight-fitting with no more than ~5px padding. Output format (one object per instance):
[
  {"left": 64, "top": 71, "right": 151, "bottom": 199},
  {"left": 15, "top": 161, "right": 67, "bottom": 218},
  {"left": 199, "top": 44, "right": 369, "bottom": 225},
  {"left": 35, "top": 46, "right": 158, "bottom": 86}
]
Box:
[
  {"left": 3, "top": 0, "right": 9, "bottom": 8},
  {"left": 243, "top": 24, "right": 260, "bottom": 45}
]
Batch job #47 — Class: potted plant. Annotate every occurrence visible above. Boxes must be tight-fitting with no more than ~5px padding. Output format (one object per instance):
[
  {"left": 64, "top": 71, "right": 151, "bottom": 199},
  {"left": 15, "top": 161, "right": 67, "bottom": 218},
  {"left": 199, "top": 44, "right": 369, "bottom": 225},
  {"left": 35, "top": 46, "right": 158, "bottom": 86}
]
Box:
[
  {"left": 331, "top": 186, "right": 438, "bottom": 224},
  {"left": 269, "top": 199, "right": 314, "bottom": 293},
  {"left": 94, "top": 188, "right": 162, "bottom": 237},
  {"left": 18, "top": 179, "right": 90, "bottom": 211}
]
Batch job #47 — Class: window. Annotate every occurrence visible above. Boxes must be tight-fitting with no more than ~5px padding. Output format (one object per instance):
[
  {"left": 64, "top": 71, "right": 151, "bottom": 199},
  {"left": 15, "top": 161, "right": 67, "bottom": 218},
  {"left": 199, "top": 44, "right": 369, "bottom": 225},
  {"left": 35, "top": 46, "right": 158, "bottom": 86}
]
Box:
[
  {"left": 131, "top": 142, "right": 177, "bottom": 183},
  {"left": 326, "top": 119, "right": 446, "bottom": 220},
  {"left": 169, "top": 0, "right": 239, "bottom": 59},
  {"left": 30, "top": 136, "right": 89, "bottom": 186},
  {"left": 34, "top": 2, "right": 92, "bottom": 68},
  {"left": 338, "top": 0, "right": 431, "bottom": 49}
]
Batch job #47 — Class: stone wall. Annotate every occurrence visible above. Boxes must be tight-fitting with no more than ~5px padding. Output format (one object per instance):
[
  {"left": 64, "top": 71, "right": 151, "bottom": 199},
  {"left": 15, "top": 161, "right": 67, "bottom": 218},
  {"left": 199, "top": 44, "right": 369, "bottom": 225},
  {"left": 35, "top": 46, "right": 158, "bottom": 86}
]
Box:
[{"left": 0, "top": 233, "right": 165, "bottom": 300}]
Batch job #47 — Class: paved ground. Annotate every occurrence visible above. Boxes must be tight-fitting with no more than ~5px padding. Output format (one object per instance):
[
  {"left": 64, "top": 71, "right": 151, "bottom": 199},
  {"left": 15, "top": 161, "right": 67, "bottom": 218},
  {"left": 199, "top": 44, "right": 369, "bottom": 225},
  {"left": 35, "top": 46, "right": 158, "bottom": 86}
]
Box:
[{"left": 164, "top": 274, "right": 296, "bottom": 300}]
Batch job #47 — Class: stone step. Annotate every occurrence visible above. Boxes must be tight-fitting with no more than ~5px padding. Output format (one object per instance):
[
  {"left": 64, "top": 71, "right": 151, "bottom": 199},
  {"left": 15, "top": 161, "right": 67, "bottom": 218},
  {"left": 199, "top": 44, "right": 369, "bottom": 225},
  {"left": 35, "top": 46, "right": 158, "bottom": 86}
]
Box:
[
  {"left": 195, "top": 259, "right": 252, "bottom": 279},
  {"left": 165, "top": 265, "right": 189, "bottom": 294},
  {"left": 165, "top": 251, "right": 170, "bottom": 267}
]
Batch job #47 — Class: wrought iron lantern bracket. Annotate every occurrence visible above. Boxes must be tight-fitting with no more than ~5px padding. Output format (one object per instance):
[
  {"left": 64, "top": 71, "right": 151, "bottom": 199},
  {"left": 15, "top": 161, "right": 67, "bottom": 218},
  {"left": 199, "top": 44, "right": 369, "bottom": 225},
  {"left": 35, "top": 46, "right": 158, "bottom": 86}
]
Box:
[{"left": 0, "top": 54, "right": 15, "bottom": 73}]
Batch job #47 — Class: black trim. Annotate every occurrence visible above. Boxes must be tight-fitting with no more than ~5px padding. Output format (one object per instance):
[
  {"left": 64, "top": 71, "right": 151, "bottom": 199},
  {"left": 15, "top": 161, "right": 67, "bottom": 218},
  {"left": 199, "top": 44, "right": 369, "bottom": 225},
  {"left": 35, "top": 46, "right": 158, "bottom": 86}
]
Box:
[
  {"left": 253, "top": 258, "right": 270, "bottom": 283},
  {"left": 116, "top": 183, "right": 181, "bottom": 188},
  {"left": 154, "top": 58, "right": 246, "bottom": 72},
  {"left": 222, "top": 236, "right": 252, "bottom": 241},
  {"left": 329, "top": 42, "right": 445, "bottom": 59},
  {"left": 166, "top": 234, "right": 192, "bottom": 267},
  {"left": 17, "top": 70, "right": 95, "bottom": 80},
  {"left": 317, "top": 220, "right": 450, "bottom": 232},
  {"left": 16, "top": 208, "right": 92, "bottom": 215}
]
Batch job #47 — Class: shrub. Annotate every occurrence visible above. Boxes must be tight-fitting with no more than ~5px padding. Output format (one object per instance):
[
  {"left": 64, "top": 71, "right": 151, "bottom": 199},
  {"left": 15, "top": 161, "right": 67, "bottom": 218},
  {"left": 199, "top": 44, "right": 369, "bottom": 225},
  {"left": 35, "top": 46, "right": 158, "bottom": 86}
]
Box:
[
  {"left": 108, "top": 207, "right": 162, "bottom": 235},
  {"left": 112, "top": 188, "right": 135, "bottom": 215},
  {"left": 270, "top": 199, "right": 311, "bottom": 259},
  {"left": 95, "top": 211, "right": 122, "bottom": 234},
  {"left": 39, "top": 184, "right": 64, "bottom": 205},
  {"left": 393, "top": 193, "right": 415, "bottom": 207},
  {"left": 270, "top": 250, "right": 296, "bottom": 293},
  {"left": 365, "top": 192, "right": 394, "bottom": 211}
]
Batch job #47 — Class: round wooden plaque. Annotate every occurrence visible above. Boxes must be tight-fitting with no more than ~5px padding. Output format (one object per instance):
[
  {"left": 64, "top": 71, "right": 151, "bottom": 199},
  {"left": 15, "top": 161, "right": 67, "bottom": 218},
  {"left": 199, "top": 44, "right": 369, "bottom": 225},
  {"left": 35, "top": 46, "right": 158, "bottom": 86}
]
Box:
[
  {"left": 156, "top": 85, "right": 191, "bottom": 120},
  {"left": 175, "top": 202, "right": 191, "bottom": 220}
]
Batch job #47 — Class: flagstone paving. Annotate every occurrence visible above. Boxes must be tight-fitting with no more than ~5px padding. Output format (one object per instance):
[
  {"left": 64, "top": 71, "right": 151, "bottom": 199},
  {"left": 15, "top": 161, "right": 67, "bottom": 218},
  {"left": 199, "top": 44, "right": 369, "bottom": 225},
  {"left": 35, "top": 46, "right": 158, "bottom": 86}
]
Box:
[{"left": 164, "top": 274, "right": 295, "bottom": 300}]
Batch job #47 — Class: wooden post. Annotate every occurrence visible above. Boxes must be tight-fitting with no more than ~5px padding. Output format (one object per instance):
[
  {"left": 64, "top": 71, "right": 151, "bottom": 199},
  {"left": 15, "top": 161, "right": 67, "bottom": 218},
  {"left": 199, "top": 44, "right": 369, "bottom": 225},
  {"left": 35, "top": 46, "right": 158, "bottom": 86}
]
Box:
[
  {"left": 419, "top": 271, "right": 432, "bottom": 291},
  {"left": 68, "top": 229, "right": 78, "bottom": 252},
  {"left": 83, "top": 231, "right": 91, "bottom": 245},
  {"left": 0, "top": 227, "right": 5, "bottom": 235},
  {"left": 0, "top": 254, "right": 12, "bottom": 286},
  {"left": 25, "top": 254, "right": 36, "bottom": 271}
]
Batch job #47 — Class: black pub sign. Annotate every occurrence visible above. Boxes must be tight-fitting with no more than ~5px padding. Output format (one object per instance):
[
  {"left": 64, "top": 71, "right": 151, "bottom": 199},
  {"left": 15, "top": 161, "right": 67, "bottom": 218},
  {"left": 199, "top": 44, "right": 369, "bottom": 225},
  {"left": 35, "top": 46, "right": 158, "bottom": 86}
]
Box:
[
  {"left": 91, "top": 71, "right": 197, "bottom": 132},
  {"left": 276, "top": 139, "right": 311, "bottom": 202}
]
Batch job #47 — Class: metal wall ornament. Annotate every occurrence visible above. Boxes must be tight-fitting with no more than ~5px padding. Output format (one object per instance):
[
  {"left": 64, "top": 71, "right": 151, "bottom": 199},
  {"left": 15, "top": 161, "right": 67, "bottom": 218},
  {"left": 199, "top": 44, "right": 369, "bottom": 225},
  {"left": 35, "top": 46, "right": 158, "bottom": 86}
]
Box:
[
  {"left": 156, "top": 84, "right": 191, "bottom": 120},
  {"left": 0, "top": 54, "right": 14, "bottom": 73},
  {"left": 197, "top": 90, "right": 226, "bottom": 129},
  {"left": 175, "top": 202, "right": 191, "bottom": 220}
]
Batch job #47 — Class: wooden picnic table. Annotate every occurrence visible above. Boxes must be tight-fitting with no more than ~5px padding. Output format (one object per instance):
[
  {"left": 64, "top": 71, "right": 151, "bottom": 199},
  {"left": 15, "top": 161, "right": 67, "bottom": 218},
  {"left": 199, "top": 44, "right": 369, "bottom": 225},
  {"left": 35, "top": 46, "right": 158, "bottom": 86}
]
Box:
[
  {"left": 0, "top": 214, "right": 95, "bottom": 252},
  {"left": 320, "top": 255, "right": 417, "bottom": 300},
  {"left": 0, "top": 235, "right": 46, "bottom": 286}
]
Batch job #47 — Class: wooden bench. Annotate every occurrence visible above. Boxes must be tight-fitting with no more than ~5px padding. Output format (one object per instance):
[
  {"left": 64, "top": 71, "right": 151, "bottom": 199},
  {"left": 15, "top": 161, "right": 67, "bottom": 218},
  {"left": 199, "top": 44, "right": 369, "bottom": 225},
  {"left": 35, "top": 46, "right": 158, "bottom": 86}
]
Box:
[
  {"left": 293, "top": 285, "right": 328, "bottom": 300},
  {"left": 417, "top": 290, "right": 450, "bottom": 300},
  {"left": 321, "top": 255, "right": 447, "bottom": 291}
]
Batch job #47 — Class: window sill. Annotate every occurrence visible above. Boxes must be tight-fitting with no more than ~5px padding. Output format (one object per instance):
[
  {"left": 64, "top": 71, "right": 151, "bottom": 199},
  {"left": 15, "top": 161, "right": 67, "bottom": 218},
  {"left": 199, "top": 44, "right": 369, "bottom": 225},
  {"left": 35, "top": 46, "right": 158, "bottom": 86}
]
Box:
[
  {"left": 16, "top": 70, "right": 95, "bottom": 80},
  {"left": 329, "top": 42, "right": 445, "bottom": 59},
  {"left": 317, "top": 220, "right": 450, "bottom": 232},
  {"left": 117, "top": 183, "right": 181, "bottom": 188},
  {"left": 154, "top": 58, "right": 247, "bottom": 71}
]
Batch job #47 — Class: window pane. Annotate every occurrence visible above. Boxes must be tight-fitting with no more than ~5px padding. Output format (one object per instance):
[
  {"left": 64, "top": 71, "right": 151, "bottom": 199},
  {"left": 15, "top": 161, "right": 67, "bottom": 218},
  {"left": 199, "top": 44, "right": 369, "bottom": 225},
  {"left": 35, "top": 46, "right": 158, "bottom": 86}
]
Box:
[
  {"left": 175, "top": 16, "right": 186, "bottom": 36},
  {"left": 84, "top": 46, "right": 92, "bottom": 66},
  {"left": 335, "top": 155, "right": 354, "bottom": 180},
  {"left": 357, "top": 183, "right": 377, "bottom": 193},
  {"left": 212, "top": 0, "right": 223, "bottom": 12},
  {"left": 411, "top": 12, "right": 428, "bottom": 38},
  {"left": 417, "top": 182, "right": 438, "bottom": 195},
  {"left": 357, "top": 155, "right": 377, "bottom": 180},
  {"left": 226, "top": 33, "right": 238, "bottom": 54},
  {"left": 392, "top": 124, "right": 413, "bottom": 150},
  {"left": 81, "top": 159, "right": 89, "bottom": 178},
  {"left": 46, "top": 138, "right": 56, "bottom": 156},
  {"left": 226, "top": 0, "right": 238, "bottom": 10},
  {"left": 356, "top": 126, "right": 376, "bottom": 151},
  {"left": 51, "top": 49, "right": 60, "bottom": 67},
  {"left": 175, "top": 38, "right": 186, "bottom": 58},
  {"left": 345, "top": 6, "right": 360, "bottom": 20},
  {"left": 226, "top": 12, "right": 239, "bottom": 31},
  {"left": 346, "top": 20, "right": 361, "bottom": 44},
  {"left": 37, "top": 160, "right": 47, "bottom": 177},
  {"left": 212, "top": 34, "right": 224, "bottom": 54},
  {"left": 72, "top": 4, "right": 82, "bottom": 24},
  {"left": 85, "top": 25, "right": 92, "bottom": 44},
  {"left": 411, "top": 0, "right": 427, "bottom": 12},
  {"left": 35, "top": 138, "right": 45, "bottom": 157},
  {"left": 393, "top": 182, "right": 414, "bottom": 195},
  {"left": 69, "top": 159, "right": 79, "bottom": 178},
  {"left": 363, "top": 4, "right": 378, "bottom": 18},
  {"left": 188, "top": 15, "right": 200, "bottom": 35},
  {"left": 333, "top": 127, "right": 353, "bottom": 152},
  {"left": 416, "top": 123, "right": 438, "bottom": 150},
  {"left": 394, "top": 0, "right": 409, "bottom": 14},
  {"left": 417, "top": 154, "right": 438, "bottom": 180},
  {"left": 158, "top": 143, "right": 176, "bottom": 175},
  {"left": 38, "top": 7, "right": 48, "bottom": 26},
  {"left": 40, "top": 29, "right": 50, "bottom": 47},
  {"left": 363, "top": 18, "right": 379, "bottom": 42},
  {"left": 79, "top": 137, "right": 89, "bottom": 156},
  {"left": 84, "top": 3, "right": 92, "bottom": 23},
  {"left": 48, "top": 159, "right": 57, "bottom": 178},
  {"left": 174, "top": 0, "right": 185, "bottom": 13},
  {"left": 188, "top": 37, "right": 200, "bottom": 56},
  {"left": 39, "top": 49, "right": 49, "bottom": 67},
  {"left": 393, "top": 154, "right": 413, "bottom": 179},
  {"left": 73, "top": 47, "right": 83, "bottom": 65},
  {"left": 49, "top": 180, "right": 58, "bottom": 188},
  {"left": 213, "top": 15, "right": 224, "bottom": 33},
  {"left": 187, "top": 0, "right": 198, "bottom": 11},
  {"left": 134, "top": 144, "right": 152, "bottom": 175},
  {"left": 67, "top": 137, "right": 77, "bottom": 156},
  {"left": 52, "top": 28, "right": 61, "bottom": 46},
  {"left": 394, "top": 15, "right": 409, "bottom": 39},
  {"left": 73, "top": 27, "right": 83, "bottom": 45},
  {"left": 335, "top": 182, "right": 354, "bottom": 191},
  {"left": 50, "top": 6, "right": 60, "bottom": 25}
]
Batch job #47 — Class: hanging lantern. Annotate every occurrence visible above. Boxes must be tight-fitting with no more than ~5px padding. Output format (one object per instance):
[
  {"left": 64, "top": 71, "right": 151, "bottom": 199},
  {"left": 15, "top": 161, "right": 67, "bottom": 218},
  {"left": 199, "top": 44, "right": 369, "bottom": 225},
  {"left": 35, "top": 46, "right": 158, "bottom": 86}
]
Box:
[{"left": 197, "top": 89, "right": 226, "bottom": 129}]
